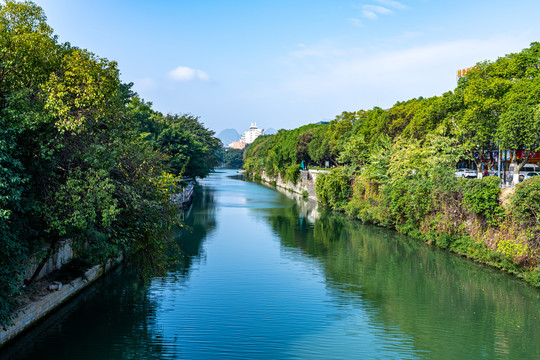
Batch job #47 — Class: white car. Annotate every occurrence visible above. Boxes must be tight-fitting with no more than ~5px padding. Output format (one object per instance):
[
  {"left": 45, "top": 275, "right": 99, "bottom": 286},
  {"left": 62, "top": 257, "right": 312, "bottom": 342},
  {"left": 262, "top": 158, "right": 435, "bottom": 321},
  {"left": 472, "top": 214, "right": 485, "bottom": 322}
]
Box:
[
  {"left": 455, "top": 168, "right": 477, "bottom": 178},
  {"left": 509, "top": 164, "right": 540, "bottom": 182}
]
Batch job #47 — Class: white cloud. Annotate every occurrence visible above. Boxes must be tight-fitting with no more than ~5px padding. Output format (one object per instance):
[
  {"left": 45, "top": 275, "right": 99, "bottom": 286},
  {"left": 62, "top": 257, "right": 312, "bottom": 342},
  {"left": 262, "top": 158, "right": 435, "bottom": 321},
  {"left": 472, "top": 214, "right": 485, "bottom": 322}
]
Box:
[
  {"left": 288, "top": 41, "right": 348, "bottom": 59},
  {"left": 362, "top": 5, "right": 392, "bottom": 20},
  {"left": 386, "top": 30, "right": 424, "bottom": 43},
  {"left": 276, "top": 36, "right": 533, "bottom": 111},
  {"left": 374, "top": 0, "right": 407, "bottom": 10},
  {"left": 349, "top": 18, "right": 364, "bottom": 27},
  {"left": 169, "top": 65, "right": 210, "bottom": 82},
  {"left": 195, "top": 70, "right": 210, "bottom": 82}
]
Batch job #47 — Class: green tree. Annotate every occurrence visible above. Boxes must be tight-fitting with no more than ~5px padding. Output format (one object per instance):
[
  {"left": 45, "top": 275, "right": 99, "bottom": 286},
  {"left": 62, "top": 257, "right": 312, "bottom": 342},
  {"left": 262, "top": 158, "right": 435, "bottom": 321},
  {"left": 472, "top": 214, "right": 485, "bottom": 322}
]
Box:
[
  {"left": 497, "top": 77, "right": 540, "bottom": 183},
  {"left": 0, "top": 0, "right": 58, "bottom": 94},
  {"left": 295, "top": 128, "right": 315, "bottom": 165},
  {"left": 222, "top": 148, "right": 244, "bottom": 168},
  {"left": 308, "top": 126, "right": 329, "bottom": 166},
  {"left": 337, "top": 134, "right": 368, "bottom": 168},
  {"left": 459, "top": 61, "right": 508, "bottom": 176},
  {"left": 0, "top": 116, "right": 28, "bottom": 326},
  {"left": 0, "top": 1, "right": 217, "bottom": 328},
  {"left": 459, "top": 43, "right": 540, "bottom": 181},
  {"left": 0, "top": 0, "right": 60, "bottom": 324},
  {"left": 42, "top": 48, "right": 124, "bottom": 134},
  {"left": 157, "top": 114, "right": 221, "bottom": 178}
]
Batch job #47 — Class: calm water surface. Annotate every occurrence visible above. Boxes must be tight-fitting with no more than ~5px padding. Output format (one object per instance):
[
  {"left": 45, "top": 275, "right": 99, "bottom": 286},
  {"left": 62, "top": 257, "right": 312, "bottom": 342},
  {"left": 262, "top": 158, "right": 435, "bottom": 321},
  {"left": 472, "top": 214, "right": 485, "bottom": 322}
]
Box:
[{"left": 2, "top": 169, "right": 540, "bottom": 359}]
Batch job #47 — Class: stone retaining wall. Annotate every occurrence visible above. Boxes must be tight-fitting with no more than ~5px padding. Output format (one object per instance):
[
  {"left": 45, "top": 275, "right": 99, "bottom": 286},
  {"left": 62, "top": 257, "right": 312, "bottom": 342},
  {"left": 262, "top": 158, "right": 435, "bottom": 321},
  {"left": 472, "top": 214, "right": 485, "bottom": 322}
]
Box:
[
  {"left": 24, "top": 240, "right": 74, "bottom": 283},
  {"left": 0, "top": 259, "right": 118, "bottom": 347},
  {"left": 259, "top": 170, "right": 328, "bottom": 200}
]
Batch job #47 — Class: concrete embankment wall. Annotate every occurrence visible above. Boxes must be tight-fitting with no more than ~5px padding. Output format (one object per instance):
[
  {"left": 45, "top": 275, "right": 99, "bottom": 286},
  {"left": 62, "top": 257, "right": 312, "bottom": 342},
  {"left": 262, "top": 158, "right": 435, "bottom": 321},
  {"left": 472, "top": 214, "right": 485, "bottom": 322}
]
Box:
[
  {"left": 258, "top": 170, "right": 327, "bottom": 200},
  {"left": 24, "top": 240, "right": 74, "bottom": 284},
  {"left": 1, "top": 239, "right": 121, "bottom": 348},
  {"left": 1, "top": 239, "right": 77, "bottom": 345},
  {"left": 0, "top": 260, "right": 118, "bottom": 346}
]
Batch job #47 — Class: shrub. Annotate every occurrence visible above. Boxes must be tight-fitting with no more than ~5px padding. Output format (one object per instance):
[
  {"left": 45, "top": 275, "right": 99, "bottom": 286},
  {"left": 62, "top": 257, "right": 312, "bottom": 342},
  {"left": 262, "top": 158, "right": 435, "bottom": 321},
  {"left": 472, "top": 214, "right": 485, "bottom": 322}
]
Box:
[
  {"left": 284, "top": 164, "right": 301, "bottom": 184},
  {"left": 315, "top": 168, "right": 352, "bottom": 210},
  {"left": 511, "top": 176, "right": 540, "bottom": 228},
  {"left": 345, "top": 177, "right": 386, "bottom": 224},
  {"left": 382, "top": 176, "right": 432, "bottom": 233},
  {"left": 462, "top": 176, "right": 504, "bottom": 226},
  {"left": 264, "top": 157, "right": 276, "bottom": 177}
]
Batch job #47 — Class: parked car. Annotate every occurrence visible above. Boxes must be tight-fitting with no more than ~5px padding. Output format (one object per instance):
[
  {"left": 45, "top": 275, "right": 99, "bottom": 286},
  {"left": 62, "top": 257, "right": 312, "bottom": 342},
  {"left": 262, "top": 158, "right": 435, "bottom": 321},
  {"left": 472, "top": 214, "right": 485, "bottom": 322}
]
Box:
[
  {"left": 524, "top": 172, "right": 539, "bottom": 180},
  {"left": 509, "top": 164, "right": 540, "bottom": 182},
  {"left": 454, "top": 168, "right": 477, "bottom": 178}
]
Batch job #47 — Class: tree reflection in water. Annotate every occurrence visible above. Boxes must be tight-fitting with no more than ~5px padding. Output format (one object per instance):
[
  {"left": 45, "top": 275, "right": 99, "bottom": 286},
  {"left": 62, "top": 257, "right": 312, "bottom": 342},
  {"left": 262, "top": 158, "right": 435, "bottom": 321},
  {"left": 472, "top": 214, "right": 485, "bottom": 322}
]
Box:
[
  {"left": 169, "top": 185, "right": 218, "bottom": 276},
  {"left": 0, "top": 268, "right": 167, "bottom": 360},
  {"left": 260, "top": 187, "right": 540, "bottom": 359}
]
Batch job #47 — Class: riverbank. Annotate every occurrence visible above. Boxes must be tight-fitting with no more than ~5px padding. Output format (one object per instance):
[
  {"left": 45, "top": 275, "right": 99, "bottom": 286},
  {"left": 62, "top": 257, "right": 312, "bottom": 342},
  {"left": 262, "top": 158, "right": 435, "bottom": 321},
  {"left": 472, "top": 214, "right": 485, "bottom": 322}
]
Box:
[
  {"left": 0, "top": 258, "right": 120, "bottom": 347},
  {"left": 254, "top": 169, "right": 326, "bottom": 200},
  {"left": 246, "top": 169, "right": 540, "bottom": 288}
]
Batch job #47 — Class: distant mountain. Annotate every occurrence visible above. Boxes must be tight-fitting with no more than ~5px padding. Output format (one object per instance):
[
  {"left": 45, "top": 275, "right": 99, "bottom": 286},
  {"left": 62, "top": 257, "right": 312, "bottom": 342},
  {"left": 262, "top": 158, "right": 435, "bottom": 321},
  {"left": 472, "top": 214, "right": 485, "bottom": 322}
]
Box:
[
  {"left": 217, "top": 128, "right": 240, "bottom": 146},
  {"left": 264, "top": 127, "right": 277, "bottom": 135}
]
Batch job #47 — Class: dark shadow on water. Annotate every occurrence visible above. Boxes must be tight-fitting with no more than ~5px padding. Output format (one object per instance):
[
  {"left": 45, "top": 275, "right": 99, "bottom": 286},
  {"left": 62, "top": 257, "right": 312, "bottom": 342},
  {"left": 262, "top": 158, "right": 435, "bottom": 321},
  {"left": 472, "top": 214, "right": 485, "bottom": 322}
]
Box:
[
  {"left": 0, "top": 267, "right": 166, "bottom": 360},
  {"left": 169, "top": 184, "right": 218, "bottom": 276}
]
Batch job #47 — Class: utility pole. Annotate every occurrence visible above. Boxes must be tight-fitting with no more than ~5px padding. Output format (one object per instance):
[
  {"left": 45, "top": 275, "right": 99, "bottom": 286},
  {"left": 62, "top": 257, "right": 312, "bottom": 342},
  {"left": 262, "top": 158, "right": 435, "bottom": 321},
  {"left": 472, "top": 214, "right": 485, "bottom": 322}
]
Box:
[{"left": 497, "top": 142, "right": 501, "bottom": 181}]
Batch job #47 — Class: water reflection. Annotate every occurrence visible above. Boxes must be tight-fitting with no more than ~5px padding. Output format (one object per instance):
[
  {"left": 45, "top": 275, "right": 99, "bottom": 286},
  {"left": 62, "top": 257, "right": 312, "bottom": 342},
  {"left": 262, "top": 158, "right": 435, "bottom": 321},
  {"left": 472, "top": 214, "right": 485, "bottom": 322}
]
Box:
[
  {"left": 170, "top": 183, "right": 218, "bottom": 276},
  {"left": 260, "top": 182, "right": 540, "bottom": 359},
  {"left": 0, "top": 269, "right": 166, "bottom": 360},
  {"left": 0, "top": 183, "right": 221, "bottom": 360}
]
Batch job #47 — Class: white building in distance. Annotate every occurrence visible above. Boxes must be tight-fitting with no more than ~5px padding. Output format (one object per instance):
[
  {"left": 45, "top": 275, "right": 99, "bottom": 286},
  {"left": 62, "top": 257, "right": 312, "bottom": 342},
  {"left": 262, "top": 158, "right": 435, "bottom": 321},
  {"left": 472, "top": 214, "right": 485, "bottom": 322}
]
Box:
[
  {"left": 240, "top": 122, "right": 263, "bottom": 145},
  {"left": 226, "top": 123, "right": 264, "bottom": 149}
]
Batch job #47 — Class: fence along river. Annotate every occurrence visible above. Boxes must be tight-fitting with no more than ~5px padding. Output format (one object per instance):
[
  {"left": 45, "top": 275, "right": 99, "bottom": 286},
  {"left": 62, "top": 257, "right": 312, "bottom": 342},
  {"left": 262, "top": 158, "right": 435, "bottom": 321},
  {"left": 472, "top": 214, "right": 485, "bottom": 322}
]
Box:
[{"left": 2, "top": 169, "right": 540, "bottom": 359}]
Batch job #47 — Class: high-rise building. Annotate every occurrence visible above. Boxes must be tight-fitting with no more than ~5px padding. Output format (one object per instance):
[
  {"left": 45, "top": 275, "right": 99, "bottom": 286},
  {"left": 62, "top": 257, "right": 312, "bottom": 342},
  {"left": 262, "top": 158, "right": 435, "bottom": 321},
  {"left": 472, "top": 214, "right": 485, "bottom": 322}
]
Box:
[{"left": 240, "top": 122, "right": 263, "bottom": 144}]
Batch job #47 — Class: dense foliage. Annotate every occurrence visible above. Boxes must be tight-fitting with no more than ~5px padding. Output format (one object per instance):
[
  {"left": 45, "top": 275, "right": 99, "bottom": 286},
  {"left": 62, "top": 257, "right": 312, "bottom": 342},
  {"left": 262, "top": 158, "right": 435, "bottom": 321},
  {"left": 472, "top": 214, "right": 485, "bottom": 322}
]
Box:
[
  {"left": 221, "top": 148, "right": 244, "bottom": 169},
  {"left": 0, "top": 1, "right": 219, "bottom": 326},
  {"left": 127, "top": 97, "right": 221, "bottom": 179},
  {"left": 244, "top": 43, "right": 540, "bottom": 287}
]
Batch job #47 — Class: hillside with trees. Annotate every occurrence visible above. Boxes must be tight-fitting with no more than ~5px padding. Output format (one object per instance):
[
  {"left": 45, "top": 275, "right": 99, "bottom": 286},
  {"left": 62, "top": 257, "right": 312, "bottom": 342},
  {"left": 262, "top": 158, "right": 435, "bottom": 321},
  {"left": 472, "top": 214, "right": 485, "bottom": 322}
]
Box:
[
  {"left": 0, "top": 1, "right": 220, "bottom": 326},
  {"left": 244, "top": 43, "right": 540, "bottom": 287}
]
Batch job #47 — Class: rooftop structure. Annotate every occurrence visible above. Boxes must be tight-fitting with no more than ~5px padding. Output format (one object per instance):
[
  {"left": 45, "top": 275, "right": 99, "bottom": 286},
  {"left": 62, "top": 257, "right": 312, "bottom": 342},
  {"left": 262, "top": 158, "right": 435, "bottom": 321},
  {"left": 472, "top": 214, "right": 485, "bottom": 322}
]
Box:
[{"left": 240, "top": 122, "right": 263, "bottom": 145}]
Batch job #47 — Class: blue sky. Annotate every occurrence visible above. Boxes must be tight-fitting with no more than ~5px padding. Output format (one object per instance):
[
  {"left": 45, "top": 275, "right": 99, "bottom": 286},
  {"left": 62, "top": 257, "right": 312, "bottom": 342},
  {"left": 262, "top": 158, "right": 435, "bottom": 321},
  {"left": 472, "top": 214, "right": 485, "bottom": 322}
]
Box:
[{"left": 31, "top": 0, "right": 540, "bottom": 134}]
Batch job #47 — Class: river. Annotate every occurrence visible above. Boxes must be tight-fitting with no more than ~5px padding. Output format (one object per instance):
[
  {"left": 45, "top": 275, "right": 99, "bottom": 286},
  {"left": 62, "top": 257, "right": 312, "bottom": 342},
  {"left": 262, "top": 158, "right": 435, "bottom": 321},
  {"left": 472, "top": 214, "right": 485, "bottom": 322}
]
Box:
[{"left": 2, "top": 169, "right": 540, "bottom": 359}]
